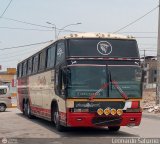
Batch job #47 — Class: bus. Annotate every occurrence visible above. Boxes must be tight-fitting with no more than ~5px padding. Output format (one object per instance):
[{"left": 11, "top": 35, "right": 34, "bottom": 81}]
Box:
[{"left": 17, "top": 33, "right": 143, "bottom": 132}]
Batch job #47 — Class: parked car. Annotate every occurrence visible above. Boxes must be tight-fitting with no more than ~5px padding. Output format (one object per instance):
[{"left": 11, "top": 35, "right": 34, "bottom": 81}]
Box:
[{"left": 0, "top": 85, "right": 12, "bottom": 112}]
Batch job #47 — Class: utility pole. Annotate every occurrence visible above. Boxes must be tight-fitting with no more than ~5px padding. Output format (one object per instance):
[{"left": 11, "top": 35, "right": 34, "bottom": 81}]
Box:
[{"left": 156, "top": 0, "right": 160, "bottom": 105}]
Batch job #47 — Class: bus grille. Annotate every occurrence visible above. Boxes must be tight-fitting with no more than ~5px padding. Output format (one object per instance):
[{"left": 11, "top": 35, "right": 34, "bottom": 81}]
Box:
[{"left": 92, "top": 116, "right": 122, "bottom": 126}]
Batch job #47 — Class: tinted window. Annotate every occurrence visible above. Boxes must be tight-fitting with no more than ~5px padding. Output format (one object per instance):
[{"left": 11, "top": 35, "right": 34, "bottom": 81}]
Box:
[
  {"left": 33, "top": 55, "right": 39, "bottom": 73},
  {"left": 18, "top": 63, "right": 22, "bottom": 77},
  {"left": 56, "top": 42, "right": 65, "bottom": 65},
  {"left": 47, "top": 45, "right": 56, "bottom": 68},
  {"left": 39, "top": 51, "right": 46, "bottom": 71},
  {"left": 22, "top": 61, "right": 27, "bottom": 76},
  {"left": 69, "top": 39, "right": 139, "bottom": 58},
  {"left": 0, "top": 88, "right": 7, "bottom": 95},
  {"left": 27, "top": 58, "right": 32, "bottom": 75}
]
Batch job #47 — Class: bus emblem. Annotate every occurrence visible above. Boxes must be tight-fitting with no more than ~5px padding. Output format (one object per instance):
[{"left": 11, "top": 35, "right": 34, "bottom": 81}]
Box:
[{"left": 97, "top": 41, "right": 112, "bottom": 55}]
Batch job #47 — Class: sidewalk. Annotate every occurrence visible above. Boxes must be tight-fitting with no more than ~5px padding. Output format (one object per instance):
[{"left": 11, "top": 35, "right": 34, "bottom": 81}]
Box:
[{"left": 142, "top": 112, "right": 160, "bottom": 120}]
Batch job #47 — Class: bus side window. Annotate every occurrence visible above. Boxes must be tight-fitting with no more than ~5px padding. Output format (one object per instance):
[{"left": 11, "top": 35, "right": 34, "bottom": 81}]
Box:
[
  {"left": 33, "top": 54, "right": 39, "bottom": 73},
  {"left": 47, "top": 45, "right": 56, "bottom": 68},
  {"left": 56, "top": 42, "right": 65, "bottom": 66},
  {"left": 22, "top": 61, "right": 27, "bottom": 76},
  {"left": 39, "top": 50, "right": 46, "bottom": 71},
  {"left": 27, "top": 58, "right": 33, "bottom": 75}
]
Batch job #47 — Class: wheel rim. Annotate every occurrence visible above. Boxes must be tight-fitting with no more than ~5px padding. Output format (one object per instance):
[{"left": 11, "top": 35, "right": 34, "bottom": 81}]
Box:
[
  {"left": 54, "top": 111, "right": 59, "bottom": 124},
  {"left": 0, "top": 105, "right": 5, "bottom": 111},
  {"left": 27, "top": 103, "right": 30, "bottom": 115}
]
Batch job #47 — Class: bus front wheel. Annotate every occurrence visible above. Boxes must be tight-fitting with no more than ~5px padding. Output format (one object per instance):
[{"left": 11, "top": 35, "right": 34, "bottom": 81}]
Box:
[
  {"left": 53, "top": 106, "right": 65, "bottom": 132},
  {"left": 108, "top": 126, "right": 120, "bottom": 132}
]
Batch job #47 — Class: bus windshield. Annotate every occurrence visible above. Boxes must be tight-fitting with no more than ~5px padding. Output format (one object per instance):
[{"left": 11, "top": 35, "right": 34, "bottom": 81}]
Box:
[
  {"left": 67, "top": 66, "right": 108, "bottom": 98},
  {"left": 108, "top": 66, "right": 142, "bottom": 98},
  {"left": 66, "top": 65, "right": 142, "bottom": 99}
]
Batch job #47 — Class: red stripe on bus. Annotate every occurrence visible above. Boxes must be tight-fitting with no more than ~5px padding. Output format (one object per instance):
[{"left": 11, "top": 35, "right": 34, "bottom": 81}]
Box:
[{"left": 131, "top": 101, "right": 139, "bottom": 109}]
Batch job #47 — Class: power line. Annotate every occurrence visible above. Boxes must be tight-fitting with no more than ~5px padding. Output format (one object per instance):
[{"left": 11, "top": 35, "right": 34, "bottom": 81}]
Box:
[
  {"left": 0, "top": 26, "right": 53, "bottom": 31},
  {"left": 114, "top": 5, "right": 159, "bottom": 33},
  {"left": 0, "top": 45, "right": 42, "bottom": 55},
  {"left": 0, "top": 0, "right": 13, "bottom": 18},
  {"left": 0, "top": 40, "right": 53, "bottom": 51},
  {"left": 0, "top": 47, "right": 42, "bottom": 58},
  {"left": 1, "top": 17, "right": 84, "bottom": 33},
  {"left": 1, "top": 17, "right": 52, "bottom": 29},
  {"left": 0, "top": 51, "right": 36, "bottom": 62},
  {"left": 0, "top": 49, "right": 42, "bottom": 62}
]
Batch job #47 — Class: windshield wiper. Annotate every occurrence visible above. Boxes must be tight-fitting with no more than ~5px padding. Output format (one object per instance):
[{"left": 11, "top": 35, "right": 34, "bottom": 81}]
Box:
[
  {"left": 111, "top": 80, "right": 129, "bottom": 100},
  {"left": 89, "top": 83, "right": 109, "bottom": 101}
]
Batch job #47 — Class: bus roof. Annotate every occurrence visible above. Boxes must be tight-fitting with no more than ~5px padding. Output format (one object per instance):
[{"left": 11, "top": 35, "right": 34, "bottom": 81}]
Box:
[{"left": 58, "top": 32, "right": 136, "bottom": 41}]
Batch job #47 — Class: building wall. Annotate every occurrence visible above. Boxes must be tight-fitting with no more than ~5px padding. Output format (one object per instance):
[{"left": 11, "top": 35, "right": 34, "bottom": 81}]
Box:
[
  {"left": 143, "top": 58, "right": 157, "bottom": 89},
  {"left": 0, "top": 73, "right": 15, "bottom": 84}
]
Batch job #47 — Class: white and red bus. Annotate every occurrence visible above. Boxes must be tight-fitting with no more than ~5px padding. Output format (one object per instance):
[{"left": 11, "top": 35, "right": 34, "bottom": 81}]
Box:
[{"left": 17, "top": 33, "right": 143, "bottom": 132}]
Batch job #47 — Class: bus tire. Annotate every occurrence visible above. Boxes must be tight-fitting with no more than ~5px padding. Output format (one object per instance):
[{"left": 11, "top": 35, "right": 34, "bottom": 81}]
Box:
[
  {"left": 22, "top": 100, "right": 26, "bottom": 115},
  {"left": 53, "top": 106, "right": 65, "bottom": 132},
  {"left": 0, "top": 103, "right": 6, "bottom": 112},
  {"left": 108, "top": 126, "right": 120, "bottom": 131},
  {"left": 26, "top": 101, "right": 34, "bottom": 119}
]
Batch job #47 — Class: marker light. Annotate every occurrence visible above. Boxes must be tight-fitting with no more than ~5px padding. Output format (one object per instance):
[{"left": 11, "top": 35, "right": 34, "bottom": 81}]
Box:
[
  {"left": 117, "top": 109, "right": 123, "bottom": 116},
  {"left": 111, "top": 109, "right": 117, "bottom": 115},
  {"left": 104, "top": 108, "right": 111, "bottom": 116},
  {"left": 97, "top": 108, "right": 104, "bottom": 115}
]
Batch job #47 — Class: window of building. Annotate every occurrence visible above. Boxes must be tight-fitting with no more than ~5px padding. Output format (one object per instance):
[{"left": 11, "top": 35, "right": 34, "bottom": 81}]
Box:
[
  {"left": 56, "top": 42, "right": 65, "bottom": 66},
  {"left": 39, "top": 51, "right": 46, "bottom": 71},
  {"left": 47, "top": 45, "right": 56, "bottom": 68},
  {"left": 154, "top": 77, "right": 157, "bottom": 82},
  {"left": 33, "top": 54, "right": 39, "bottom": 73},
  {"left": 27, "top": 58, "right": 33, "bottom": 75}
]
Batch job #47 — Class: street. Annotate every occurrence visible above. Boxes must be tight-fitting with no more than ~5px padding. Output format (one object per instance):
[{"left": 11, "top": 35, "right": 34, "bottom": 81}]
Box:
[{"left": 0, "top": 108, "right": 160, "bottom": 144}]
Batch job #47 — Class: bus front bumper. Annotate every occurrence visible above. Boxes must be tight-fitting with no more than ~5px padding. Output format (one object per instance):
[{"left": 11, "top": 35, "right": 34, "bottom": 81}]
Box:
[{"left": 67, "top": 112, "right": 142, "bottom": 127}]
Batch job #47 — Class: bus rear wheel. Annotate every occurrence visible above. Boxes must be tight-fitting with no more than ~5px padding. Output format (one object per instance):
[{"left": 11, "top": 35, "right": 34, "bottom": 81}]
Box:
[
  {"left": 26, "top": 101, "right": 34, "bottom": 119},
  {"left": 108, "top": 126, "right": 120, "bottom": 132},
  {"left": 53, "top": 106, "right": 65, "bottom": 132}
]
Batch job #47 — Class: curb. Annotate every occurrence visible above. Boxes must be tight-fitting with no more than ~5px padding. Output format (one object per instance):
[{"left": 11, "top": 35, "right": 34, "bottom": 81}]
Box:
[{"left": 142, "top": 112, "right": 160, "bottom": 120}]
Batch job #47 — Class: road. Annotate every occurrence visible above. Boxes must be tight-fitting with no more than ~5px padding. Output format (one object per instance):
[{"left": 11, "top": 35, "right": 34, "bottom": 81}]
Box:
[{"left": 0, "top": 108, "right": 160, "bottom": 144}]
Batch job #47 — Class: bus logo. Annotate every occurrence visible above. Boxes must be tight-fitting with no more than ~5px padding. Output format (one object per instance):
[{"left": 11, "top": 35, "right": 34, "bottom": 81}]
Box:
[{"left": 97, "top": 41, "right": 112, "bottom": 55}]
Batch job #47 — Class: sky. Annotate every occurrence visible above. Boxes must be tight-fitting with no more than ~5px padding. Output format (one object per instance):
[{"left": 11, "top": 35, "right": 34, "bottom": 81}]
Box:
[{"left": 0, "top": 0, "right": 159, "bottom": 70}]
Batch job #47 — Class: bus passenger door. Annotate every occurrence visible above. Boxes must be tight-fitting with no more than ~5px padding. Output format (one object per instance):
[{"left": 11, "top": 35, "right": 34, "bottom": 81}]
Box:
[{"left": 55, "top": 69, "right": 66, "bottom": 122}]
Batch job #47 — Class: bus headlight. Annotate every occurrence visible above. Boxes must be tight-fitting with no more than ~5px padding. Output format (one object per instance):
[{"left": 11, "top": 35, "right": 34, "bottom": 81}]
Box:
[
  {"left": 117, "top": 109, "right": 123, "bottom": 116},
  {"left": 97, "top": 108, "right": 104, "bottom": 115},
  {"left": 104, "top": 108, "right": 111, "bottom": 115},
  {"left": 111, "top": 109, "right": 117, "bottom": 115}
]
